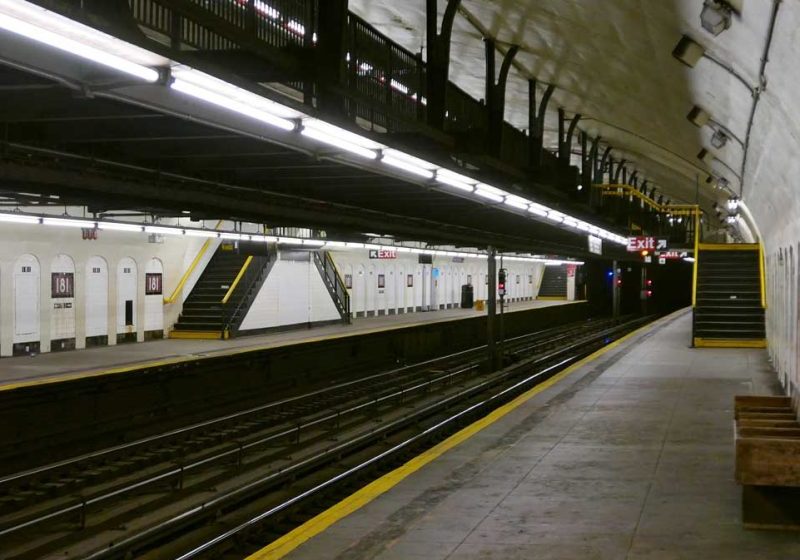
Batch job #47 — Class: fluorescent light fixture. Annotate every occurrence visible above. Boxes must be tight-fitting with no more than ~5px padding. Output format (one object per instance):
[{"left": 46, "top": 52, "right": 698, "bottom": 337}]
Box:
[
  {"left": 546, "top": 211, "right": 565, "bottom": 224},
  {"left": 325, "top": 240, "right": 347, "bottom": 247},
  {"left": 0, "top": 212, "right": 40, "bottom": 224},
  {"left": 504, "top": 195, "right": 530, "bottom": 210},
  {"left": 279, "top": 237, "right": 304, "bottom": 245},
  {"left": 171, "top": 67, "right": 300, "bottom": 119},
  {"left": 220, "top": 232, "right": 243, "bottom": 240},
  {"left": 301, "top": 120, "right": 380, "bottom": 160},
  {"left": 0, "top": 4, "right": 160, "bottom": 82},
  {"left": 184, "top": 229, "right": 218, "bottom": 238},
  {"left": 436, "top": 169, "right": 476, "bottom": 192},
  {"left": 43, "top": 217, "right": 93, "bottom": 228},
  {"left": 145, "top": 225, "right": 180, "bottom": 235},
  {"left": 577, "top": 222, "right": 591, "bottom": 231},
  {"left": 302, "top": 239, "right": 326, "bottom": 246},
  {"left": 563, "top": 218, "right": 579, "bottom": 228},
  {"left": 381, "top": 149, "right": 437, "bottom": 180},
  {"left": 98, "top": 222, "right": 144, "bottom": 232},
  {"left": 474, "top": 184, "right": 506, "bottom": 203},
  {"left": 474, "top": 189, "right": 504, "bottom": 203},
  {"left": 684, "top": 256, "right": 696, "bottom": 263},
  {"left": 171, "top": 79, "right": 296, "bottom": 132},
  {"left": 528, "top": 204, "right": 548, "bottom": 217}
]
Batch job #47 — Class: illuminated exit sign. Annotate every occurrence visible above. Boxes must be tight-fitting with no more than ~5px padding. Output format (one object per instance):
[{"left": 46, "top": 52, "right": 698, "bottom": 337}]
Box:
[{"left": 627, "top": 237, "right": 668, "bottom": 252}]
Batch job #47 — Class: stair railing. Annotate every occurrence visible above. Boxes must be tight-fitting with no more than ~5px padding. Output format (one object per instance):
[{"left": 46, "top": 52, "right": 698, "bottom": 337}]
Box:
[
  {"left": 221, "top": 249, "right": 275, "bottom": 338},
  {"left": 164, "top": 219, "right": 223, "bottom": 305},
  {"left": 313, "top": 251, "right": 351, "bottom": 323}
]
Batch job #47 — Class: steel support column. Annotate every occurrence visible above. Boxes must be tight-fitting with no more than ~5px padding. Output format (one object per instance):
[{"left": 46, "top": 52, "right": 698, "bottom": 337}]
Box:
[
  {"left": 528, "top": 79, "right": 555, "bottom": 169},
  {"left": 485, "top": 38, "right": 519, "bottom": 156},
  {"left": 487, "top": 246, "right": 498, "bottom": 370},
  {"left": 426, "top": 0, "right": 461, "bottom": 129},
  {"left": 316, "top": 0, "right": 349, "bottom": 115}
]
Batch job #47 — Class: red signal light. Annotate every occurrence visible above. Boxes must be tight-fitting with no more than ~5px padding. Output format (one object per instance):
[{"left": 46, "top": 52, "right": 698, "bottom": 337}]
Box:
[
  {"left": 646, "top": 290, "right": 653, "bottom": 297},
  {"left": 646, "top": 279, "right": 653, "bottom": 286}
]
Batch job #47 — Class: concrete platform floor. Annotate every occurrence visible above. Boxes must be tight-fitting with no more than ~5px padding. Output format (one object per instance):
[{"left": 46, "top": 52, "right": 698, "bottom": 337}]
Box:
[
  {"left": 280, "top": 309, "right": 800, "bottom": 560},
  {"left": 0, "top": 299, "right": 573, "bottom": 388}
]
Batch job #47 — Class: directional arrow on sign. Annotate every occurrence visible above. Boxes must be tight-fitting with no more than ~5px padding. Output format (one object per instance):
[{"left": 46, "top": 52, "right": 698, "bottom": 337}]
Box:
[{"left": 657, "top": 239, "right": 668, "bottom": 250}]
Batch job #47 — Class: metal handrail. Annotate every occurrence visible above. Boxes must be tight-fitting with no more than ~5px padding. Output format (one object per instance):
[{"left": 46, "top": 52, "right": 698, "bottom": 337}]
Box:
[
  {"left": 221, "top": 255, "right": 253, "bottom": 304},
  {"left": 164, "top": 219, "right": 223, "bottom": 304}
]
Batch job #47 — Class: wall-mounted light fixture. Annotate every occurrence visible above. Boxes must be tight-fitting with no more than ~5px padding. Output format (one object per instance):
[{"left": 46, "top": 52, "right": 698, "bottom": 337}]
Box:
[
  {"left": 710, "top": 129, "right": 729, "bottom": 149},
  {"left": 697, "top": 148, "right": 715, "bottom": 165},
  {"left": 672, "top": 35, "right": 705, "bottom": 67},
  {"left": 701, "top": 0, "right": 742, "bottom": 36}
]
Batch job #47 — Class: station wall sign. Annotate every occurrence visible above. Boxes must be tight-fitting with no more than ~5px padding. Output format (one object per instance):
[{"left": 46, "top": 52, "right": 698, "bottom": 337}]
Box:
[
  {"left": 369, "top": 248, "right": 397, "bottom": 259},
  {"left": 656, "top": 250, "right": 689, "bottom": 260},
  {"left": 627, "top": 236, "right": 668, "bottom": 252},
  {"left": 588, "top": 235, "right": 602, "bottom": 255}
]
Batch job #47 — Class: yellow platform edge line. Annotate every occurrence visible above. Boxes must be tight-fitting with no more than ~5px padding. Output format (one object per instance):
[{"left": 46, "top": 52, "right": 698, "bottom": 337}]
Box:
[
  {"left": 694, "top": 337, "right": 767, "bottom": 349},
  {"left": 536, "top": 296, "right": 568, "bottom": 301},
  {"left": 0, "top": 301, "right": 586, "bottom": 394},
  {"left": 246, "top": 310, "right": 684, "bottom": 560}
]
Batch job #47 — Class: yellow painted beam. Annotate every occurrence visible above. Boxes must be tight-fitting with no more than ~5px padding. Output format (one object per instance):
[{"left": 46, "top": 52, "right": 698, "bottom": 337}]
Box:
[
  {"left": 694, "top": 338, "right": 767, "bottom": 349},
  {"left": 758, "top": 242, "right": 767, "bottom": 309},
  {"left": 698, "top": 243, "right": 760, "bottom": 251},
  {"left": 168, "top": 330, "right": 223, "bottom": 340},
  {"left": 536, "top": 296, "right": 567, "bottom": 301},
  {"left": 246, "top": 311, "right": 681, "bottom": 560}
]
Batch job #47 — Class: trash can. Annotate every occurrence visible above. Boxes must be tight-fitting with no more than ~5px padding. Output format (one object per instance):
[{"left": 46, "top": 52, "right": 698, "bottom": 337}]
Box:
[
  {"left": 460, "top": 284, "right": 474, "bottom": 309},
  {"left": 474, "top": 299, "right": 485, "bottom": 311}
]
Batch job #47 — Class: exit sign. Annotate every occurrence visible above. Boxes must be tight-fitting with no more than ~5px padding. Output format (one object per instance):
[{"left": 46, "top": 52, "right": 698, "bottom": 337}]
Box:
[{"left": 627, "top": 237, "right": 668, "bottom": 252}]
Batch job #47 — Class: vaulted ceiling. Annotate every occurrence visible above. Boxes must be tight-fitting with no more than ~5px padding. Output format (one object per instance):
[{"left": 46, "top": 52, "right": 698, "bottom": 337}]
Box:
[{"left": 349, "top": 0, "right": 783, "bottom": 222}]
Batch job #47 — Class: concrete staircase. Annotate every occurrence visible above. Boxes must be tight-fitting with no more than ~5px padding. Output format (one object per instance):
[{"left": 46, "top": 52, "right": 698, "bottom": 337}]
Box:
[
  {"left": 537, "top": 265, "right": 567, "bottom": 299},
  {"left": 693, "top": 244, "right": 766, "bottom": 347},
  {"left": 171, "top": 248, "right": 272, "bottom": 339}
]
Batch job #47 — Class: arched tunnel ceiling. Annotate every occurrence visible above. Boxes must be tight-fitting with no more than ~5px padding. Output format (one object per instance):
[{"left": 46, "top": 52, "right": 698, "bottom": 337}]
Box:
[{"left": 348, "top": 0, "right": 779, "bottom": 217}]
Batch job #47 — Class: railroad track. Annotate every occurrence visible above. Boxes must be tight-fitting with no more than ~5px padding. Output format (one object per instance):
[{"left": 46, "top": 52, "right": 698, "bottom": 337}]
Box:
[{"left": 0, "top": 315, "right": 647, "bottom": 559}]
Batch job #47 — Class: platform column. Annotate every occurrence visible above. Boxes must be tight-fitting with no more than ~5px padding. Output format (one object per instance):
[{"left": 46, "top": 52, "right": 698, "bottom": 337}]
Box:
[
  {"left": 612, "top": 259, "right": 620, "bottom": 320},
  {"left": 487, "top": 246, "right": 498, "bottom": 370}
]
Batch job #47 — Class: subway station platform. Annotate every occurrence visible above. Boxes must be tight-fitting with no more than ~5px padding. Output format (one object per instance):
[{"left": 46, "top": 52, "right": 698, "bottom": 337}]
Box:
[
  {"left": 262, "top": 309, "right": 800, "bottom": 560},
  {"left": 0, "top": 299, "right": 573, "bottom": 390}
]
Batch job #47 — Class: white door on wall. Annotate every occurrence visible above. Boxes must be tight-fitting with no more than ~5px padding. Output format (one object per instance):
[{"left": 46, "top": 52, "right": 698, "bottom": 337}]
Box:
[
  {"left": 375, "top": 263, "right": 386, "bottom": 314},
  {"left": 422, "top": 265, "right": 431, "bottom": 310},
  {"left": 85, "top": 256, "right": 108, "bottom": 338},
  {"left": 117, "top": 257, "right": 138, "bottom": 334},
  {"left": 385, "top": 264, "right": 395, "bottom": 314},
  {"left": 366, "top": 264, "right": 376, "bottom": 315},
  {"left": 13, "top": 254, "right": 40, "bottom": 342},
  {"left": 355, "top": 264, "right": 366, "bottom": 315},
  {"left": 50, "top": 254, "right": 76, "bottom": 343},
  {"left": 396, "top": 266, "right": 405, "bottom": 312},
  {"left": 144, "top": 258, "right": 164, "bottom": 332}
]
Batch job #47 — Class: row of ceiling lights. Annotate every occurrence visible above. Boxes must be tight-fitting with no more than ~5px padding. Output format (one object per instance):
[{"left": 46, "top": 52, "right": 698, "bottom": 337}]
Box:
[
  {"left": 0, "top": 0, "right": 629, "bottom": 247},
  {"left": 0, "top": 211, "right": 582, "bottom": 265}
]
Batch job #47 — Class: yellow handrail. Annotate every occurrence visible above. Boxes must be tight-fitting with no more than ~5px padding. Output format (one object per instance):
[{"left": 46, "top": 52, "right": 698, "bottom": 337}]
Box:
[
  {"left": 163, "top": 220, "right": 223, "bottom": 304},
  {"left": 692, "top": 208, "right": 700, "bottom": 308},
  {"left": 222, "top": 255, "right": 253, "bottom": 304},
  {"left": 759, "top": 242, "right": 767, "bottom": 309},
  {"left": 593, "top": 184, "right": 700, "bottom": 216}
]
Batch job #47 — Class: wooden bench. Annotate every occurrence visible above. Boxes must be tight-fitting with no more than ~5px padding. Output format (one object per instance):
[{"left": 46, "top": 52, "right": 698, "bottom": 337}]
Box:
[{"left": 735, "top": 395, "right": 800, "bottom": 530}]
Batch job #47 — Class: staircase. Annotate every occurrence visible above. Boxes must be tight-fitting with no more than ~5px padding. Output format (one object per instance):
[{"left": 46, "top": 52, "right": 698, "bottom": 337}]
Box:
[
  {"left": 312, "top": 250, "right": 351, "bottom": 323},
  {"left": 693, "top": 244, "right": 766, "bottom": 347},
  {"left": 171, "top": 247, "right": 274, "bottom": 339},
  {"left": 537, "top": 265, "right": 567, "bottom": 299}
]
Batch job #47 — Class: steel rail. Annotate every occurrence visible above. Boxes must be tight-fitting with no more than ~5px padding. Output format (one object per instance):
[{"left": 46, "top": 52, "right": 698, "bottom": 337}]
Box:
[
  {"left": 0, "top": 319, "right": 597, "bottom": 490},
  {"left": 76, "top": 319, "right": 647, "bottom": 560}
]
